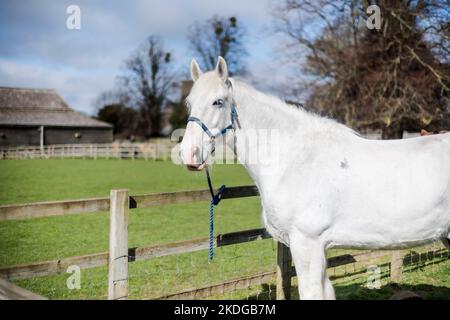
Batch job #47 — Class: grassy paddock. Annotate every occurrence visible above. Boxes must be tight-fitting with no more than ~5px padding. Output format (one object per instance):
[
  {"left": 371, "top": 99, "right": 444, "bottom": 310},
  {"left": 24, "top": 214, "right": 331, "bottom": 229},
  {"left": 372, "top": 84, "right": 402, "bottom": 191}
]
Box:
[{"left": 0, "top": 159, "right": 448, "bottom": 299}]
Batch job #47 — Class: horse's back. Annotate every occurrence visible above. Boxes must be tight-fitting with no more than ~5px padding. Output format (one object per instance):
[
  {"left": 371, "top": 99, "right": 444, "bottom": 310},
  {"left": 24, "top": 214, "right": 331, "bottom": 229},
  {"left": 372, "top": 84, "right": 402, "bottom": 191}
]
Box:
[{"left": 348, "top": 132, "right": 450, "bottom": 208}]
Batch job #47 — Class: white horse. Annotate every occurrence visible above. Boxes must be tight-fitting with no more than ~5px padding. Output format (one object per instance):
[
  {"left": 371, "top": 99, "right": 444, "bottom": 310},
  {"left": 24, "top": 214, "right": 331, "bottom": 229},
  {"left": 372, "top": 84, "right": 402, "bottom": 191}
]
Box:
[{"left": 179, "top": 57, "right": 450, "bottom": 300}]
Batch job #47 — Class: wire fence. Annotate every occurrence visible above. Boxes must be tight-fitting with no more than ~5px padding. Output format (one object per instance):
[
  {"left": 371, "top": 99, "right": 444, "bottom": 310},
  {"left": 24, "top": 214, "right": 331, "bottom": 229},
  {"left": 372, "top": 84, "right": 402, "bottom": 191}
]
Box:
[
  {"left": 124, "top": 238, "right": 278, "bottom": 300},
  {"left": 122, "top": 240, "right": 449, "bottom": 300}
]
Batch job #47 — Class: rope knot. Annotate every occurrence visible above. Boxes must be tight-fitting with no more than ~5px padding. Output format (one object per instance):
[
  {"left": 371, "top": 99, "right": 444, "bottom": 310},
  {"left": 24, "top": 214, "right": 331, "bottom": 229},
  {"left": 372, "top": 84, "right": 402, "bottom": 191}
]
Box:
[{"left": 212, "top": 185, "right": 226, "bottom": 206}]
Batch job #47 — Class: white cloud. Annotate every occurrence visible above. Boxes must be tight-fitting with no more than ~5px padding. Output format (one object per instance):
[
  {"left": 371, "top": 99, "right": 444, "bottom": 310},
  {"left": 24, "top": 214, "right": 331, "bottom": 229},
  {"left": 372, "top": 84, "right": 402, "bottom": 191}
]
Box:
[
  {"left": 0, "top": 0, "right": 288, "bottom": 114},
  {"left": 0, "top": 59, "right": 113, "bottom": 115}
]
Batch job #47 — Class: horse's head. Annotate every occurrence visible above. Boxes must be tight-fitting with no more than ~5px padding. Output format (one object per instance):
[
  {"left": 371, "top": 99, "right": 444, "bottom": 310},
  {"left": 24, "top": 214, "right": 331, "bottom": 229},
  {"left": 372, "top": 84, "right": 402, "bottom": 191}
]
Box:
[{"left": 180, "top": 56, "right": 236, "bottom": 171}]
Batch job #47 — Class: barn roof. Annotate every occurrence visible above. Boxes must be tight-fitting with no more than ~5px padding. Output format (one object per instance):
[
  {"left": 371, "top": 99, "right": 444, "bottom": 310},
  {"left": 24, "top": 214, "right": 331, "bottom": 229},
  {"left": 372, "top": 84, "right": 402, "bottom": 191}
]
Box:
[{"left": 0, "top": 87, "right": 112, "bottom": 128}]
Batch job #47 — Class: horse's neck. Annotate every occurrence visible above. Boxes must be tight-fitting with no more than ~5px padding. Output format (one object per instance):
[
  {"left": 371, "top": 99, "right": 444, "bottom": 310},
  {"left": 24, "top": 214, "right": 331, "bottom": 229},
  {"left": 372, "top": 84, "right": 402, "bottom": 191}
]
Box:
[
  {"left": 230, "top": 80, "right": 307, "bottom": 186},
  {"left": 231, "top": 80, "right": 305, "bottom": 132},
  {"left": 229, "top": 79, "right": 355, "bottom": 190}
]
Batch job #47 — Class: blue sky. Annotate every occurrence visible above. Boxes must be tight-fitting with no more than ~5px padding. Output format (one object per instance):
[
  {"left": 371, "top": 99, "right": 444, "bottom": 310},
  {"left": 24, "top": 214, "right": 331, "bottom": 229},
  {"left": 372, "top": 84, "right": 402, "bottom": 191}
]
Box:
[{"left": 0, "top": 0, "right": 291, "bottom": 115}]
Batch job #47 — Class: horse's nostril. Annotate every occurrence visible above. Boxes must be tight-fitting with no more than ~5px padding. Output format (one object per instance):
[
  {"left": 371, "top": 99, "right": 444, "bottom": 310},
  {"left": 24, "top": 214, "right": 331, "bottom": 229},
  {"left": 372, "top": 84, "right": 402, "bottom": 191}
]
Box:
[{"left": 186, "top": 146, "right": 197, "bottom": 164}]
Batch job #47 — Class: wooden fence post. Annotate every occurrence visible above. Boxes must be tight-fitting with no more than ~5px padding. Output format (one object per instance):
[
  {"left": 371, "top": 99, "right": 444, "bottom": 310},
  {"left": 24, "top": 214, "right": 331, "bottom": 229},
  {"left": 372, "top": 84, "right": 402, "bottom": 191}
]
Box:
[
  {"left": 276, "top": 242, "right": 292, "bottom": 300},
  {"left": 108, "top": 189, "right": 129, "bottom": 300},
  {"left": 390, "top": 250, "right": 404, "bottom": 283}
]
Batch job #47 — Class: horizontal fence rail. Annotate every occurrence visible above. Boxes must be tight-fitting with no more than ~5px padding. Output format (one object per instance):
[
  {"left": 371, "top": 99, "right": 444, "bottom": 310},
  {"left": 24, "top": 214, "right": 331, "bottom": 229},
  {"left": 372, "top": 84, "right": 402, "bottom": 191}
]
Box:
[
  {"left": 0, "top": 185, "right": 259, "bottom": 221},
  {"left": 0, "top": 197, "right": 110, "bottom": 221},
  {"left": 0, "top": 278, "right": 47, "bottom": 300},
  {"left": 155, "top": 271, "right": 278, "bottom": 300},
  {"left": 0, "top": 228, "right": 270, "bottom": 280},
  {"left": 0, "top": 142, "right": 175, "bottom": 161}
]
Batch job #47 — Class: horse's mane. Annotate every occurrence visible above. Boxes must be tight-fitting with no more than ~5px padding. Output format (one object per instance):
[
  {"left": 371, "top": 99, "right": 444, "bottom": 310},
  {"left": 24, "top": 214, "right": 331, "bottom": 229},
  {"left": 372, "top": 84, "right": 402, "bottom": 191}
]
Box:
[{"left": 233, "top": 79, "right": 359, "bottom": 136}]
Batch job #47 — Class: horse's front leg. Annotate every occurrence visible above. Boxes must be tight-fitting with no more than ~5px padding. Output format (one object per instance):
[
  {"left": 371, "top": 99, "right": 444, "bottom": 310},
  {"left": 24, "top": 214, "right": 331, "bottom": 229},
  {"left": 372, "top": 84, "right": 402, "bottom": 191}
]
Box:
[{"left": 289, "top": 232, "right": 334, "bottom": 300}]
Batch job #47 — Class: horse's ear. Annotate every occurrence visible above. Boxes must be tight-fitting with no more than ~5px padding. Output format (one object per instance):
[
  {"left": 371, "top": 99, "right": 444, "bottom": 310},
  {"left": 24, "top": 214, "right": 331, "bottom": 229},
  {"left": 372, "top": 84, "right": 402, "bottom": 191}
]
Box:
[
  {"left": 215, "top": 56, "right": 228, "bottom": 82},
  {"left": 190, "top": 59, "right": 202, "bottom": 82}
]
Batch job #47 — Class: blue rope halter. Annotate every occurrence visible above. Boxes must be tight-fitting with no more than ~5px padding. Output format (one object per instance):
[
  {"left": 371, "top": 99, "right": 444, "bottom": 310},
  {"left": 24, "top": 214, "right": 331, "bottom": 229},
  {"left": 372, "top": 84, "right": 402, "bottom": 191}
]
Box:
[
  {"left": 187, "top": 104, "right": 239, "bottom": 139},
  {"left": 186, "top": 81, "right": 240, "bottom": 262},
  {"left": 187, "top": 79, "right": 239, "bottom": 140}
]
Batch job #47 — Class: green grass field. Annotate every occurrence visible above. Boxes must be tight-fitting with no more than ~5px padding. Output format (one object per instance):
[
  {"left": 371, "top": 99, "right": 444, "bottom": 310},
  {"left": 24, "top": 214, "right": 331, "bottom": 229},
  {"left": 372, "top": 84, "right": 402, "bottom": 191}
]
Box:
[{"left": 0, "top": 159, "right": 448, "bottom": 300}]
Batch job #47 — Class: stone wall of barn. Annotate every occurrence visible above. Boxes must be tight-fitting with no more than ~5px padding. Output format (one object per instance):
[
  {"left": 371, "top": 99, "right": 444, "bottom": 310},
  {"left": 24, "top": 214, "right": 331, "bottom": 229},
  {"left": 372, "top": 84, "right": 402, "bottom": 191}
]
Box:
[{"left": 0, "top": 126, "right": 113, "bottom": 147}]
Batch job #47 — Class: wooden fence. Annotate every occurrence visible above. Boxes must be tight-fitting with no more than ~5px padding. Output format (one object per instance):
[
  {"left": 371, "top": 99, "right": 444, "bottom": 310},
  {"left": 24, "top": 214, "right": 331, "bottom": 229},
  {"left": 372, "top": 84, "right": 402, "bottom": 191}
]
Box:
[
  {"left": 0, "top": 141, "right": 175, "bottom": 161},
  {"left": 0, "top": 185, "right": 447, "bottom": 300},
  {"left": 0, "top": 278, "right": 47, "bottom": 300}
]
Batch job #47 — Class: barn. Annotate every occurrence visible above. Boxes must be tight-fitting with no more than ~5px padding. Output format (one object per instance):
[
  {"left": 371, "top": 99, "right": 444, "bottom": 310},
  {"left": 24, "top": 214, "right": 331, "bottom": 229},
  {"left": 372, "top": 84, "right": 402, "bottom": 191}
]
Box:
[{"left": 0, "top": 87, "right": 113, "bottom": 147}]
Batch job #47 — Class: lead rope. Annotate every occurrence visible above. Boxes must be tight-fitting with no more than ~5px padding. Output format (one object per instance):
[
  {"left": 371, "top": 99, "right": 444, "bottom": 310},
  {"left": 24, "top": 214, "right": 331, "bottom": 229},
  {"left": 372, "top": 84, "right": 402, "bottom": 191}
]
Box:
[
  {"left": 205, "top": 165, "right": 226, "bottom": 262},
  {"left": 209, "top": 197, "right": 214, "bottom": 262}
]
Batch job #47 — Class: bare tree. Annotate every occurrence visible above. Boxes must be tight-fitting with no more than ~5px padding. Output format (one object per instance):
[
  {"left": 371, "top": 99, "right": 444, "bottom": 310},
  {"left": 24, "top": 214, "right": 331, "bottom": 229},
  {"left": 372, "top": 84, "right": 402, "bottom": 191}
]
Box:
[
  {"left": 96, "top": 103, "right": 139, "bottom": 137},
  {"left": 188, "top": 15, "right": 248, "bottom": 76},
  {"left": 274, "top": 0, "right": 450, "bottom": 139},
  {"left": 120, "top": 36, "right": 177, "bottom": 137},
  {"left": 95, "top": 90, "right": 130, "bottom": 113}
]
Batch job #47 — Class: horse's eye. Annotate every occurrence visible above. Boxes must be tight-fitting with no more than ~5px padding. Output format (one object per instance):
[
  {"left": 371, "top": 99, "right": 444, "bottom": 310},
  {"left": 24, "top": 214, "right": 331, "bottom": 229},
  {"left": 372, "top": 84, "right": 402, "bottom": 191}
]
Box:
[{"left": 212, "top": 99, "right": 224, "bottom": 107}]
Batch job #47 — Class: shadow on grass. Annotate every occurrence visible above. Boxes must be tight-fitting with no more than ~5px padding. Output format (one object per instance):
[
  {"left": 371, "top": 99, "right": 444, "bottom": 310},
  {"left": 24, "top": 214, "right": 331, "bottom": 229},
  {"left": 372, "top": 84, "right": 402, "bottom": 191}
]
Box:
[
  {"left": 246, "top": 282, "right": 450, "bottom": 300},
  {"left": 335, "top": 282, "right": 450, "bottom": 300}
]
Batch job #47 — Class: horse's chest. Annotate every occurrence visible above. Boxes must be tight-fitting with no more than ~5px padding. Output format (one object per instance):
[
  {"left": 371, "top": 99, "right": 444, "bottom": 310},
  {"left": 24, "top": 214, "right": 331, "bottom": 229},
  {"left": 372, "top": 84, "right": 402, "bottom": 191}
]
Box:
[{"left": 261, "top": 204, "right": 291, "bottom": 245}]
